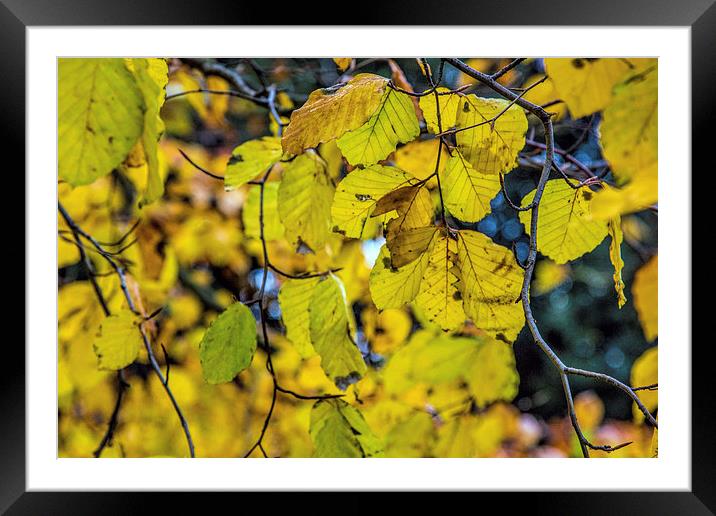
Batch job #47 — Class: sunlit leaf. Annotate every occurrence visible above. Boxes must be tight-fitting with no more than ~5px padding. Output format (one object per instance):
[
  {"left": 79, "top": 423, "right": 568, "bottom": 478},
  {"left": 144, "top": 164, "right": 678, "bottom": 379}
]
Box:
[
  {"left": 369, "top": 244, "right": 430, "bottom": 310},
  {"left": 282, "top": 74, "right": 388, "bottom": 155},
  {"left": 59, "top": 58, "right": 145, "bottom": 186},
  {"left": 224, "top": 137, "right": 283, "bottom": 190},
  {"left": 414, "top": 231, "right": 465, "bottom": 332},
  {"left": 455, "top": 95, "right": 527, "bottom": 175},
  {"left": 337, "top": 88, "right": 420, "bottom": 166},
  {"left": 442, "top": 150, "right": 501, "bottom": 223},
  {"left": 331, "top": 164, "right": 418, "bottom": 239},
  {"left": 456, "top": 230, "right": 525, "bottom": 342},
  {"left": 519, "top": 180, "right": 608, "bottom": 264},
  {"left": 278, "top": 277, "right": 320, "bottom": 358}
]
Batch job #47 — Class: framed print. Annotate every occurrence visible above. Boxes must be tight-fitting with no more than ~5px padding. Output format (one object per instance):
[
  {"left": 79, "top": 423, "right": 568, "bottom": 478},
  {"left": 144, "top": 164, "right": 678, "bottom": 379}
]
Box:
[{"left": 5, "top": 0, "right": 713, "bottom": 513}]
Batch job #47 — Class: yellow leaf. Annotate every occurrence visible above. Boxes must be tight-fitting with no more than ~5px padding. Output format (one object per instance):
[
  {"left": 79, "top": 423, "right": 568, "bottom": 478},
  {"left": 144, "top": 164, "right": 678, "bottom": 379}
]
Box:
[
  {"left": 590, "top": 171, "right": 658, "bottom": 219},
  {"left": 630, "top": 347, "right": 657, "bottom": 422},
  {"left": 600, "top": 66, "right": 658, "bottom": 184},
  {"left": 414, "top": 232, "right": 466, "bottom": 332},
  {"left": 455, "top": 95, "right": 527, "bottom": 175},
  {"left": 336, "top": 88, "right": 420, "bottom": 166},
  {"left": 533, "top": 259, "right": 570, "bottom": 295},
  {"left": 608, "top": 217, "right": 627, "bottom": 308},
  {"left": 464, "top": 338, "right": 519, "bottom": 408},
  {"left": 332, "top": 58, "right": 352, "bottom": 72},
  {"left": 277, "top": 151, "right": 334, "bottom": 251},
  {"left": 93, "top": 310, "right": 143, "bottom": 370},
  {"left": 522, "top": 74, "right": 567, "bottom": 119},
  {"left": 380, "top": 186, "right": 434, "bottom": 256},
  {"left": 633, "top": 256, "right": 658, "bottom": 342},
  {"left": 574, "top": 391, "right": 605, "bottom": 431},
  {"left": 58, "top": 58, "right": 145, "bottom": 186},
  {"left": 442, "top": 150, "right": 501, "bottom": 222},
  {"left": 362, "top": 307, "right": 412, "bottom": 355},
  {"left": 369, "top": 244, "right": 430, "bottom": 310},
  {"left": 243, "top": 182, "right": 284, "bottom": 240},
  {"left": 387, "top": 226, "right": 439, "bottom": 268},
  {"left": 544, "top": 58, "right": 632, "bottom": 118},
  {"left": 331, "top": 165, "right": 418, "bottom": 239},
  {"left": 278, "top": 277, "right": 320, "bottom": 358},
  {"left": 129, "top": 58, "right": 169, "bottom": 206},
  {"left": 308, "top": 276, "right": 366, "bottom": 388},
  {"left": 519, "top": 180, "right": 608, "bottom": 264},
  {"left": 419, "top": 88, "right": 461, "bottom": 133},
  {"left": 282, "top": 74, "right": 388, "bottom": 155},
  {"left": 456, "top": 230, "right": 525, "bottom": 342},
  {"left": 224, "top": 137, "right": 283, "bottom": 190},
  {"left": 393, "top": 139, "right": 446, "bottom": 181}
]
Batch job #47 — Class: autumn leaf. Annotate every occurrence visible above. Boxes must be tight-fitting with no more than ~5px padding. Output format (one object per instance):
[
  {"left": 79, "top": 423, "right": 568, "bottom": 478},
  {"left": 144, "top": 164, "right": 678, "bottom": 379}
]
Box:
[
  {"left": 199, "top": 302, "right": 257, "bottom": 384},
  {"left": 308, "top": 275, "right": 366, "bottom": 388},
  {"left": 414, "top": 231, "right": 466, "bottom": 332},
  {"left": 277, "top": 151, "right": 334, "bottom": 251},
  {"left": 630, "top": 347, "right": 657, "bottom": 422},
  {"left": 59, "top": 59, "right": 145, "bottom": 186},
  {"left": 93, "top": 310, "right": 143, "bottom": 370},
  {"left": 519, "top": 180, "right": 608, "bottom": 264},
  {"left": 544, "top": 58, "right": 633, "bottom": 118},
  {"left": 337, "top": 87, "right": 420, "bottom": 166},
  {"left": 281, "top": 73, "right": 388, "bottom": 155},
  {"left": 455, "top": 95, "right": 528, "bottom": 175},
  {"left": 331, "top": 164, "right": 418, "bottom": 239},
  {"left": 224, "top": 137, "right": 283, "bottom": 190},
  {"left": 456, "top": 230, "right": 525, "bottom": 342},
  {"left": 607, "top": 217, "right": 627, "bottom": 308},
  {"left": 442, "top": 150, "right": 502, "bottom": 223},
  {"left": 310, "top": 399, "right": 383, "bottom": 457},
  {"left": 633, "top": 255, "right": 658, "bottom": 342}
]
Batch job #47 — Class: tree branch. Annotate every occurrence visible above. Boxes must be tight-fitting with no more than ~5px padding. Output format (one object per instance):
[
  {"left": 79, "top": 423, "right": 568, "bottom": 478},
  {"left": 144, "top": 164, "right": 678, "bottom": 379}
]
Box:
[
  {"left": 444, "top": 58, "right": 657, "bottom": 458},
  {"left": 58, "top": 203, "right": 196, "bottom": 458}
]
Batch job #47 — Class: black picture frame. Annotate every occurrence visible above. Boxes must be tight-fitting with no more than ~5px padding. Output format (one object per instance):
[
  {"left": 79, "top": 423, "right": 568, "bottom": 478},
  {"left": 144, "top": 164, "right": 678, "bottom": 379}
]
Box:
[{"left": 4, "top": 1, "right": 711, "bottom": 513}]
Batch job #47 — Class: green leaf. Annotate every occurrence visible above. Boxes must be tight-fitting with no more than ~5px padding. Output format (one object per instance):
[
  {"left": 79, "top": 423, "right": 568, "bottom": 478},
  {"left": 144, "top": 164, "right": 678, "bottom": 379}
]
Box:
[
  {"left": 199, "top": 302, "right": 257, "bottom": 384},
  {"left": 308, "top": 276, "right": 366, "bottom": 388},
  {"left": 336, "top": 88, "right": 420, "bottom": 166},
  {"left": 93, "top": 310, "right": 143, "bottom": 370},
  {"left": 59, "top": 58, "right": 145, "bottom": 186},
  {"left": 278, "top": 277, "right": 320, "bottom": 358},
  {"left": 310, "top": 399, "right": 383, "bottom": 457},
  {"left": 277, "top": 151, "right": 334, "bottom": 251},
  {"left": 242, "top": 182, "right": 284, "bottom": 240},
  {"left": 224, "top": 137, "right": 283, "bottom": 190}
]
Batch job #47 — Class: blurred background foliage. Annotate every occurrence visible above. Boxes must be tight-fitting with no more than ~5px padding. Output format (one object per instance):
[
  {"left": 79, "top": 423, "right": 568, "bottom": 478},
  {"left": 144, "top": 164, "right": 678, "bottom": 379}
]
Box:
[{"left": 58, "top": 58, "right": 657, "bottom": 458}]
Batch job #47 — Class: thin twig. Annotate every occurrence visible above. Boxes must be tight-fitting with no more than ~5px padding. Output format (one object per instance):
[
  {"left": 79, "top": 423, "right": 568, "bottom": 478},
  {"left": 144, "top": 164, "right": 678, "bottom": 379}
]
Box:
[
  {"left": 59, "top": 202, "right": 196, "bottom": 458},
  {"left": 444, "top": 58, "right": 657, "bottom": 458}
]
